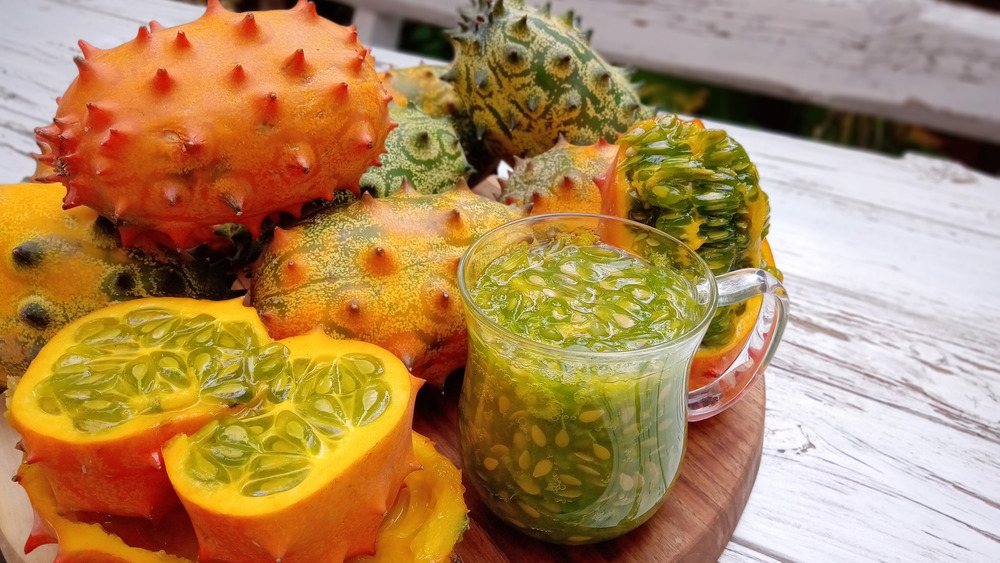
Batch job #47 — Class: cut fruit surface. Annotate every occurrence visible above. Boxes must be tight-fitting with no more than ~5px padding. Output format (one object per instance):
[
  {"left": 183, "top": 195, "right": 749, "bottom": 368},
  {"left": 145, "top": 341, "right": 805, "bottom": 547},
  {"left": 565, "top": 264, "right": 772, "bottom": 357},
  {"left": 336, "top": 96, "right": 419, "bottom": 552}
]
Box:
[
  {"left": 164, "top": 332, "right": 420, "bottom": 563},
  {"left": 9, "top": 297, "right": 421, "bottom": 562},
  {"left": 9, "top": 298, "right": 269, "bottom": 518}
]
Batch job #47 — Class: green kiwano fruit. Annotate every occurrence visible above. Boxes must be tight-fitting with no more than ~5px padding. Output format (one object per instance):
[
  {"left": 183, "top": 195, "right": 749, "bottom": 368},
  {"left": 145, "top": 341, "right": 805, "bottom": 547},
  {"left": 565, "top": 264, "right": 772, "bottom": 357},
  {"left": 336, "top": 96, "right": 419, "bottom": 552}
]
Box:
[
  {"left": 448, "top": 0, "right": 653, "bottom": 162},
  {"left": 380, "top": 64, "right": 497, "bottom": 182},
  {"left": 360, "top": 104, "right": 472, "bottom": 197}
]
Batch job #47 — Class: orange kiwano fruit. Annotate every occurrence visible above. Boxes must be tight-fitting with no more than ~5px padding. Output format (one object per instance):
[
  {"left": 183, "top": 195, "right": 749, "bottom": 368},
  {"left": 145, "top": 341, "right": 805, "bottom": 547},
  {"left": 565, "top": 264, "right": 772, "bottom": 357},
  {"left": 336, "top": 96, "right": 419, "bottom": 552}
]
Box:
[
  {"left": 8, "top": 297, "right": 466, "bottom": 562},
  {"left": 251, "top": 181, "right": 524, "bottom": 386},
  {"left": 33, "top": 0, "right": 393, "bottom": 249}
]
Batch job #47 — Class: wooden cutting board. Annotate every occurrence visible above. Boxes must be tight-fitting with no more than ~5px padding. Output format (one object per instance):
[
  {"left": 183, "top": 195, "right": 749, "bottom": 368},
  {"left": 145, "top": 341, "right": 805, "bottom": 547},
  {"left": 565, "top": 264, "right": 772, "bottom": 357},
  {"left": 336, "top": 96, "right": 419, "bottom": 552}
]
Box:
[{"left": 0, "top": 375, "right": 765, "bottom": 563}]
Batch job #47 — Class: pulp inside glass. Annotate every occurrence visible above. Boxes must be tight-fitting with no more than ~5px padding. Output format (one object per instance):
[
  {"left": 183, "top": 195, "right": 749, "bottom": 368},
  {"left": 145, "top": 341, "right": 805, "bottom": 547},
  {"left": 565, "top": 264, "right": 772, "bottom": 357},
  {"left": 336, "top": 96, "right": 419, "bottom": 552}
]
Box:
[{"left": 458, "top": 214, "right": 716, "bottom": 543}]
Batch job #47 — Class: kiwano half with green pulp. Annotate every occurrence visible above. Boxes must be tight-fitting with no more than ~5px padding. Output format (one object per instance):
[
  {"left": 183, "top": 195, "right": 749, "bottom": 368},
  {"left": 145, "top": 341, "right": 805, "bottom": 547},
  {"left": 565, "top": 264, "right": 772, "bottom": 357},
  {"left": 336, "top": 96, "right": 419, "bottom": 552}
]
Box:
[{"left": 601, "top": 115, "right": 782, "bottom": 362}]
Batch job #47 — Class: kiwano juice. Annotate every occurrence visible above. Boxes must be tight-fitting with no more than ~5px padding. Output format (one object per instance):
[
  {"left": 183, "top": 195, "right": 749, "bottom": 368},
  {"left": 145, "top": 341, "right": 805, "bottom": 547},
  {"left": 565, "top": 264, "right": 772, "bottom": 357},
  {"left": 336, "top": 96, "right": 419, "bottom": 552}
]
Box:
[{"left": 459, "top": 217, "right": 712, "bottom": 544}]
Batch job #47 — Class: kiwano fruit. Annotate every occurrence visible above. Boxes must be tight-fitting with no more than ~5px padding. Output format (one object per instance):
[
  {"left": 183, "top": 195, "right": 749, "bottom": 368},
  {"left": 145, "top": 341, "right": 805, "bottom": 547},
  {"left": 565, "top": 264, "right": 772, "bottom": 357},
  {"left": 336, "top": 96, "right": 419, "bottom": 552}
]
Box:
[
  {"left": 16, "top": 433, "right": 467, "bottom": 563},
  {"left": 379, "top": 63, "right": 497, "bottom": 182},
  {"left": 359, "top": 103, "right": 472, "bottom": 197},
  {"left": 251, "top": 180, "right": 524, "bottom": 386},
  {"left": 501, "top": 136, "right": 618, "bottom": 215},
  {"left": 600, "top": 115, "right": 782, "bottom": 384},
  {"left": 449, "top": 0, "right": 652, "bottom": 162},
  {"left": 0, "top": 183, "right": 236, "bottom": 388},
  {"left": 33, "top": 0, "right": 393, "bottom": 250},
  {"left": 8, "top": 298, "right": 426, "bottom": 562}
]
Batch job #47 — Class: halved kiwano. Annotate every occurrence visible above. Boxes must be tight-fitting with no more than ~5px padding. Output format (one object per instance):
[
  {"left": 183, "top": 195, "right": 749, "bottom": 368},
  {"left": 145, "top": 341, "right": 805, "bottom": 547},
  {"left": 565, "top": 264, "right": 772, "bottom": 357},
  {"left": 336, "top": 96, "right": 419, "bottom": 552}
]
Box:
[
  {"left": 9, "top": 297, "right": 425, "bottom": 562},
  {"left": 17, "top": 432, "right": 468, "bottom": 563}
]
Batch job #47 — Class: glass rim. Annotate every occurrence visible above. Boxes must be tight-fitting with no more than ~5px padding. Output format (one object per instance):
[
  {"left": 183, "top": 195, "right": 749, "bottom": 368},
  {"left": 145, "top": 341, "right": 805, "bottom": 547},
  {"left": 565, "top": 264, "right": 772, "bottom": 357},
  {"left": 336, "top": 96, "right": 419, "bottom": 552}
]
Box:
[{"left": 457, "top": 213, "right": 720, "bottom": 359}]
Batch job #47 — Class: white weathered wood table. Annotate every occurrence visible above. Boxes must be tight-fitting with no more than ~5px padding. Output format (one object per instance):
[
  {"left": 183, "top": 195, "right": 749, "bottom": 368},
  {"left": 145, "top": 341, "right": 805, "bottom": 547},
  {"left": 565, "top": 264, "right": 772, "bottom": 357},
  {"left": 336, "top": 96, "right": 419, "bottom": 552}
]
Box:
[{"left": 1, "top": 1, "right": 999, "bottom": 562}]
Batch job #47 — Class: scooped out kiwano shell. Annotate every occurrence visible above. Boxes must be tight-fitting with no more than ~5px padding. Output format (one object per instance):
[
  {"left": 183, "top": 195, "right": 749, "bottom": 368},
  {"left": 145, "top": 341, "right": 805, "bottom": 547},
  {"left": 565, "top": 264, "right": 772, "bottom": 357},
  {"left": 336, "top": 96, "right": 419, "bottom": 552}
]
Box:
[
  {"left": 250, "top": 180, "right": 525, "bottom": 386},
  {"left": 16, "top": 433, "right": 467, "bottom": 563},
  {"left": 33, "top": 0, "right": 393, "bottom": 250},
  {"left": 9, "top": 298, "right": 422, "bottom": 562}
]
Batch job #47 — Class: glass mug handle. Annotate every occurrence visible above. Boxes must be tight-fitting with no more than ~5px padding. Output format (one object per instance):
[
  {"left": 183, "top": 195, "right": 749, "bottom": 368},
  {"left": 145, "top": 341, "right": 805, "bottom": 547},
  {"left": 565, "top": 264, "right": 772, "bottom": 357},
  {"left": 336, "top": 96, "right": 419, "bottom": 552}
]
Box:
[{"left": 687, "top": 268, "right": 790, "bottom": 422}]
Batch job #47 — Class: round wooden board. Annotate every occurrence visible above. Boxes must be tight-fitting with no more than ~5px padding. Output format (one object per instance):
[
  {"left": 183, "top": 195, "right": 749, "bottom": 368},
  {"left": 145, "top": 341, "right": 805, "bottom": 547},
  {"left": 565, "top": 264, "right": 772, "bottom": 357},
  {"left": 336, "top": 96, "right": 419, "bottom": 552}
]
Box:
[{"left": 0, "top": 375, "right": 765, "bottom": 563}]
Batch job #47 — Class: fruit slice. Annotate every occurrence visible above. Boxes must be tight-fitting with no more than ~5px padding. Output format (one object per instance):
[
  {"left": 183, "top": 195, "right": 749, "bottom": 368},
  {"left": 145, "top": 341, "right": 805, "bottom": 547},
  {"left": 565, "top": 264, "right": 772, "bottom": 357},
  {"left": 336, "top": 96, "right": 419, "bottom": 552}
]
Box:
[
  {"left": 688, "top": 239, "right": 779, "bottom": 391},
  {"left": 163, "top": 332, "right": 419, "bottom": 563},
  {"left": 354, "top": 433, "right": 468, "bottom": 563},
  {"left": 8, "top": 298, "right": 271, "bottom": 518},
  {"left": 9, "top": 297, "right": 421, "bottom": 563},
  {"left": 599, "top": 115, "right": 781, "bottom": 388},
  {"left": 17, "top": 433, "right": 466, "bottom": 563},
  {"left": 16, "top": 461, "right": 193, "bottom": 563}
]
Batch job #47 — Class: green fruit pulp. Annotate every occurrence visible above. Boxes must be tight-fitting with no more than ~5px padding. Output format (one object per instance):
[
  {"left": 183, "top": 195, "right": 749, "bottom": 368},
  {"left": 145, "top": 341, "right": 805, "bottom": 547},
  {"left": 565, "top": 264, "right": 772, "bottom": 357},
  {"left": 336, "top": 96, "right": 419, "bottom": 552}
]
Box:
[
  {"left": 469, "top": 231, "right": 699, "bottom": 352},
  {"left": 460, "top": 230, "right": 697, "bottom": 543},
  {"left": 33, "top": 305, "right": 391, "bottom": 499}
]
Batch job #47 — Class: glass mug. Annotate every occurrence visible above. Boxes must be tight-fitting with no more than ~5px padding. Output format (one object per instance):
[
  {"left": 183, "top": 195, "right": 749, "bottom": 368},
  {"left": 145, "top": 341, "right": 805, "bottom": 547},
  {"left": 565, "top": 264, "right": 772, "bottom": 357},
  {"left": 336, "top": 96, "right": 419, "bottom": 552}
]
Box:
[{"left": 457, "top": 214, "right": 788, "bottom": 544}]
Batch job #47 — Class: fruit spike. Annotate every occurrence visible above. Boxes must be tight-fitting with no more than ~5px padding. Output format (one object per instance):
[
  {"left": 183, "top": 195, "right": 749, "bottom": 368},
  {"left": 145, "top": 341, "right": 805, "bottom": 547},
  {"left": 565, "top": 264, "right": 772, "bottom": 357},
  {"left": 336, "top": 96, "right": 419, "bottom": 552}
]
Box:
[
  {"left": 285, "top": 48, "right": 307, "bottom": 76},
  {"left": 35, "top": 0, "right": 393, "bottom": 250},
  {"left": 152, "top": 67, "right": 173, "bottom": 93},
  {"left": 149, "top": 21, "right": 165, "bottom": 32},
  {"left": 174, "top": 30, "right": 191, "bottom": 50},
  {"left": 84, "top": 102, "right": 111, "bottom": 128},
  {"left": 239, "top": 13, "right": 259, "bottom": 38},
  {"left": 230, "top": 63, "right": 247, "bottom": 84},
  {"left": 77, "top": 40, "right": 101, "bottom": 60}
]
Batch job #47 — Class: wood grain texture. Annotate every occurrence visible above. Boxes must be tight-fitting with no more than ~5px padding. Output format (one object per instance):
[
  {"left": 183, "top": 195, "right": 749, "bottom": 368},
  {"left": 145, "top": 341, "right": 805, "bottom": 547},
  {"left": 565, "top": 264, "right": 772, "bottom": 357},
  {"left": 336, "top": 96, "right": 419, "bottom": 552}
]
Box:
[
  {"left": 0, "top": 1, "right": 999, "bottom": 562},
  {"left": 340, "top": 0, "right": 1000, "bottom": 143}
]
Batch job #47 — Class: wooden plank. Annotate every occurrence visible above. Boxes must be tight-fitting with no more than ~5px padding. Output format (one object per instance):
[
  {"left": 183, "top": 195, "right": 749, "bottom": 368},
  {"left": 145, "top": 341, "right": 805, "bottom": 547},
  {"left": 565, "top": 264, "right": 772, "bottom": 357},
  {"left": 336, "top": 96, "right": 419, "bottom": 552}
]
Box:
[{"left": 335, "top": 0, "right": 1000, "bottom": 143}]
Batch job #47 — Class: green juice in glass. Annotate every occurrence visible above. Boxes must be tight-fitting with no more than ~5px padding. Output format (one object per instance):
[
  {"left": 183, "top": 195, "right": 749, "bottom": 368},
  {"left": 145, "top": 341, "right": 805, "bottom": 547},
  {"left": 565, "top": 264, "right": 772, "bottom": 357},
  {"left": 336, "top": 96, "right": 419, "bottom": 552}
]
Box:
[{"left": 459, "top": 227, "right": 703, "bottom": 544}]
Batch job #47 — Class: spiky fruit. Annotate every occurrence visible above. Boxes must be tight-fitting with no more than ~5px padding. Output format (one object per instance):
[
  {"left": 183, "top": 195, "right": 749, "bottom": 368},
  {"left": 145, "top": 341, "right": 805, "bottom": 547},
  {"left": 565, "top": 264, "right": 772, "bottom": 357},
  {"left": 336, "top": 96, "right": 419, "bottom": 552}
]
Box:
[
  {"left": 10, "top": 297, "right": 421, "bottom": 562},
  {"left": 380, "top": 64, "right": 463, "bottom": 120},
  {"left": 17, "top": 432, "right": 466, "bottom": 563},
  {"left": 251, "top": 180, "right": 525, "bottom": 386},
  {"left": 33, "top": 0, "right": 393, "bottom": 250},
  {"left": 380, "top": 64, "right": 497, "bottom": 179},
  {"left": 449, "top": 0, "right": 652, "bottom": 162},
  {"left": 600, "top": 115, "right": 781, "bottom": 376},
  {"left": 359, "top": 104, "right": 472, "bottom": 197},
  {"left": 501, "top": 136, "right": 618, "bottom": 215},
  {"left": 0, "top": 183, "right": 236, "bottom": 388}
]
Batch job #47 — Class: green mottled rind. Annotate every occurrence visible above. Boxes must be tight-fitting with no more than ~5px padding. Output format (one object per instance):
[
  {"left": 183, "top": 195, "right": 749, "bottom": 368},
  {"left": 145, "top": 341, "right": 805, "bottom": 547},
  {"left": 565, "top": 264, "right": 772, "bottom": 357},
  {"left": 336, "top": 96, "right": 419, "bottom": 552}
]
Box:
[
  {"left": 615, "top": 115, "right": 775, "bottom": 346},
  {"left": 360, "top": 104, "right": 472, "bottom": 197},
  {"left": 449, "top": 0, "right": 653, "bottom": 161},
  {"left": 381, "top": 64, "right": 497, "bottom": 180}
]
